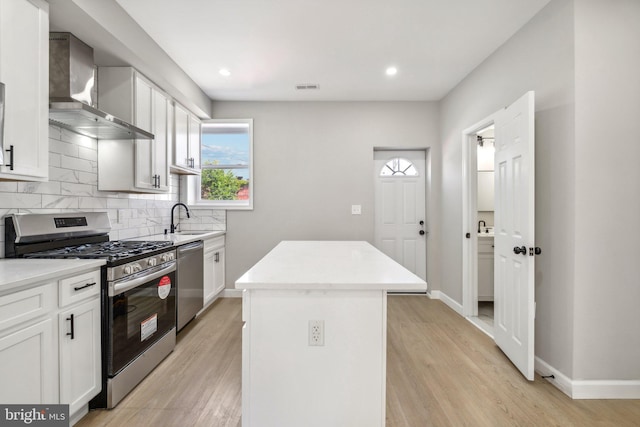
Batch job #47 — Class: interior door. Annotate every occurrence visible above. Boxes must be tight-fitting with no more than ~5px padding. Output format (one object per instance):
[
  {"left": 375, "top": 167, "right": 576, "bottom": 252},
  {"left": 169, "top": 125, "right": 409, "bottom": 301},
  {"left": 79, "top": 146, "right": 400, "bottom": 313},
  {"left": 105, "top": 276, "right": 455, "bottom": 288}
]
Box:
[
  {"left": 374, "top": 150, "right": 426, "bottom": 282},
  {"left": 493, "top": 91, "right": 535, "bottom": 380}
]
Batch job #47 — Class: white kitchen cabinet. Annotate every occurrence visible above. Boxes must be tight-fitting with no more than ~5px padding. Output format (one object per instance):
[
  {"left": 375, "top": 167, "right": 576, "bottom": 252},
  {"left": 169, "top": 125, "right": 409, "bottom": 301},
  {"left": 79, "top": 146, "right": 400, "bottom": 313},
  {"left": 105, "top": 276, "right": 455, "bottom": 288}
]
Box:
[
  {"left": 0, "top": 0, "right": 49, "bottom": 181},
  {"left": 97, "top": 67, "right": 169, "bottom": 192},
  {"left": 58, "top": 297, "right": 101, "bottom": 416},
  {"left": 0, "top": 283, "right": 56, "bottom": 404},
  {"left": 203, "top": 235, "right": 225, "bottom": 308},
  {"left": 478, "top": 237, "right": 494, "bottom": 301},
  {"left": 170, "top": 102, "right": 201, "bottom": 175},
  {"left": 0, "top": 265, "right": 102, "bottom": 422}
]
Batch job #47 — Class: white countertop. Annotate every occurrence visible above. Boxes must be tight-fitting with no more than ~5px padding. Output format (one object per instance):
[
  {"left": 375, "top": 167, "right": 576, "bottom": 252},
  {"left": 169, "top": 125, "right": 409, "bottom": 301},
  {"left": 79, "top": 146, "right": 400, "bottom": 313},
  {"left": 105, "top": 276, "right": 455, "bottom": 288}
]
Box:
[
  {"left": 236, "top": 240, "right": 427, "bottom": 291},
  {"left": 0, "top": 258, "right": 106, "bottom": 294},
  {"left": 142, "top": 230, "right": 225, "bottom": 245}
]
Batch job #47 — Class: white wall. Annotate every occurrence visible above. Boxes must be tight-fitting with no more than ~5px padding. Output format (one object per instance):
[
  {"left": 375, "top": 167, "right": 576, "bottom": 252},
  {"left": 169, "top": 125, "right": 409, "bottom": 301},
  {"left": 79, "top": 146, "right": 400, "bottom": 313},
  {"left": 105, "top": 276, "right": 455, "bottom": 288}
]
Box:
[
  {"left": 439, "top": 0, "right": 576, "bottom": 376},
  {"left": 210, "top": 101, "right": 440, "bottom": 291},
  {"left": 573, "top": 0, "right": 640, "bottom": 380}
]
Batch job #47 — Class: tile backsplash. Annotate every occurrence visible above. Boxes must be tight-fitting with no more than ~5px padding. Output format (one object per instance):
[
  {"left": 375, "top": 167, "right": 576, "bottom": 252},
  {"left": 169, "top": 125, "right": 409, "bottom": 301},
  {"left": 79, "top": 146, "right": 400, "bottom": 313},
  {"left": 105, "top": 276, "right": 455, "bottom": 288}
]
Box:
[{"left": 0, "top": 125, "right": 225, "bottom": 258}]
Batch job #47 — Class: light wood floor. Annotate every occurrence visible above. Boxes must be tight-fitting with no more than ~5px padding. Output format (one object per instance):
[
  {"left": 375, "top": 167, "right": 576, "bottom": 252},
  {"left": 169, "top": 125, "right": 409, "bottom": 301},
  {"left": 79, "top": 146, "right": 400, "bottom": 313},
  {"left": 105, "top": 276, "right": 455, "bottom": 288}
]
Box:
[{"left": 77, "top": 296, "right": 640, "bottom": 427}]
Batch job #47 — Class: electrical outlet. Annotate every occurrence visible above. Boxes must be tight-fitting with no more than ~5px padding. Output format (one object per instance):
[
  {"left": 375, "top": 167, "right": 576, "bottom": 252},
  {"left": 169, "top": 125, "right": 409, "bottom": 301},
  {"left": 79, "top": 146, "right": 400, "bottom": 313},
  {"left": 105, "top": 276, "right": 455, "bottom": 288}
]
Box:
[
  {"left": 308, "top": 320, "right": 324, "bottom": 346},
  {"left": 351, "top": 205, "right": 362, "bottom": 215}
]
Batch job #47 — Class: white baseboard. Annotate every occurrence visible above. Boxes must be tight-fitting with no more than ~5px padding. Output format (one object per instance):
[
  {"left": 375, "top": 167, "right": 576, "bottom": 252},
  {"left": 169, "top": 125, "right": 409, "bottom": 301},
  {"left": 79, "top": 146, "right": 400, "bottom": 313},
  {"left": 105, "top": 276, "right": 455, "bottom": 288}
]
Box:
[
  {"left": 535, "top": 357, "right": 640, "bottom": 399},
  {"left": 222, "top": 288, "right": 243, "bottom": 298},
  {"left": 427, "top": 290, "right": 463, "bottom": 316}
]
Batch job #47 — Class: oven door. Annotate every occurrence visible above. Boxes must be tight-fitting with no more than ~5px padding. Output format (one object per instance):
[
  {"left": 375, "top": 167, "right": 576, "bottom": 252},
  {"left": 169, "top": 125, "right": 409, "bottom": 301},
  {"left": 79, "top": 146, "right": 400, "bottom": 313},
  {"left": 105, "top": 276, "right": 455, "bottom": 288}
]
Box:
[{"left": 108, "top": 261, "right": 176, "bottom": 376}]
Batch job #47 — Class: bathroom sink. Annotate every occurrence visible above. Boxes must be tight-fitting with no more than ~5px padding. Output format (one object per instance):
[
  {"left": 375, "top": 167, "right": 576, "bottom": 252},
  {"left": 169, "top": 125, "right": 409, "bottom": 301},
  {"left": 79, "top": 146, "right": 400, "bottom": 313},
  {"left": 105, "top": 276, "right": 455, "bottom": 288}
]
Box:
[{"left": 176, "top": 231, "right": 210, "bottom": 235}]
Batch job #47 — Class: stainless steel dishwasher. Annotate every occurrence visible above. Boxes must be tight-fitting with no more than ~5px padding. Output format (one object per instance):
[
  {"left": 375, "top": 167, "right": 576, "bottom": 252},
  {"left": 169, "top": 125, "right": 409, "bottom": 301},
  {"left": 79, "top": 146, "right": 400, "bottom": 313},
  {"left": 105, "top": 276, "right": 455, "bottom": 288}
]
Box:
[{"left": 176, "top": 240, "right": 204, "bottom": 332}]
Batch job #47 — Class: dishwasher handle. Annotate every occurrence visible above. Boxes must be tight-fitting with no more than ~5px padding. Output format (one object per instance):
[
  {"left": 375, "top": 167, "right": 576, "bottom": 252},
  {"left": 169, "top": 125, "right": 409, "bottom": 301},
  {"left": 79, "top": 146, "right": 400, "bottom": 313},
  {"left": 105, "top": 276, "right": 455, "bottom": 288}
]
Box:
[{"left": 178, "top": 241, "right": 204, "bottom": 254}]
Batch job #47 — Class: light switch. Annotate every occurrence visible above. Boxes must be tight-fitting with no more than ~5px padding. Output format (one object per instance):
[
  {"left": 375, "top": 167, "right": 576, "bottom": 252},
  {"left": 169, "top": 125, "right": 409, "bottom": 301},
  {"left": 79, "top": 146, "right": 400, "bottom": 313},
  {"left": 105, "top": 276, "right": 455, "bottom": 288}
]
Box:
[{"left": 351, "top": 205, "right": 362, "bottom": 215}]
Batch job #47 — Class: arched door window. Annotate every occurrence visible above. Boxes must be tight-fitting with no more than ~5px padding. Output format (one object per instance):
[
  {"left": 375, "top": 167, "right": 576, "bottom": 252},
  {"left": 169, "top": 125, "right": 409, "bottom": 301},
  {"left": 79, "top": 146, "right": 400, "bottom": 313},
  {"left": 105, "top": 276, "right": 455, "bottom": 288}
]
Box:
[{"left": 379, "top": 157, "right": 419, "bottom": 176}]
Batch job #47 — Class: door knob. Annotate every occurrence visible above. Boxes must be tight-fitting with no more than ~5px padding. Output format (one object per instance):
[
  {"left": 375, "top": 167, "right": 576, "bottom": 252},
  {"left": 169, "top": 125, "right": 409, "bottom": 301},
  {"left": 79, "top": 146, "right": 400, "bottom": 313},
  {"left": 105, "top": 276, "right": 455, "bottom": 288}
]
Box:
[
  {"left": 419, "top": 230, "right": 425, "bottom": 235},
  {"left": 419, "top": 220, "right": 424, "bottom": 226},
  {"left": 513, "top": 246, "right": 527, "bottom": 255}
]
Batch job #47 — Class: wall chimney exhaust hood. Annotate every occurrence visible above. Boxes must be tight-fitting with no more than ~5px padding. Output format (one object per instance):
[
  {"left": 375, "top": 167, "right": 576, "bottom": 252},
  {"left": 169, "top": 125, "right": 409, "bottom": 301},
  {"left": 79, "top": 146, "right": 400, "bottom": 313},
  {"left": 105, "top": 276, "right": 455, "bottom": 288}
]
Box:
[{"left": 49, "top": 33, "right": 153, "bottom": 140}]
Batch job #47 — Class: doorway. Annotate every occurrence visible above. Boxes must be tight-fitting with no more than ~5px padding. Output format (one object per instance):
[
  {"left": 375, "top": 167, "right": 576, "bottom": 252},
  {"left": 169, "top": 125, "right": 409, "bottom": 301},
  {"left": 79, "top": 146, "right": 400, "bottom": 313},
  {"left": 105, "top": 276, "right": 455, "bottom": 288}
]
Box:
[
  {"left": 373, "top": 149, "right": 427, "bottom": 288},
  {"left": 461, "top": 91, "right": 536, "bottom": 381}
]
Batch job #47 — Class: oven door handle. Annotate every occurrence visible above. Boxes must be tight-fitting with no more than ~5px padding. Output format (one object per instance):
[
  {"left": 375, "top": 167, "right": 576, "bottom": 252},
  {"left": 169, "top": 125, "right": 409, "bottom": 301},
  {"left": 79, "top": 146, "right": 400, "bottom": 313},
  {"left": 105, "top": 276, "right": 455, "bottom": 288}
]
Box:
[{"left": 109, "top": 262, "right": 176, "bottom": 296}]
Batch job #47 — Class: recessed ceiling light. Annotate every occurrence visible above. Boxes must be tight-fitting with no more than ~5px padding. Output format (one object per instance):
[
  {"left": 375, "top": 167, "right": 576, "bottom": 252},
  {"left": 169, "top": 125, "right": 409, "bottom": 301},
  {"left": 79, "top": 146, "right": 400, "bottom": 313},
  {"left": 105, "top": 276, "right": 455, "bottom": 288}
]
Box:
[
  {"left": 219, "top": 68, "right": 231, "bottom": 77},
  {"left": 385, "top": 66, "right": 398, "bottom": 76}
]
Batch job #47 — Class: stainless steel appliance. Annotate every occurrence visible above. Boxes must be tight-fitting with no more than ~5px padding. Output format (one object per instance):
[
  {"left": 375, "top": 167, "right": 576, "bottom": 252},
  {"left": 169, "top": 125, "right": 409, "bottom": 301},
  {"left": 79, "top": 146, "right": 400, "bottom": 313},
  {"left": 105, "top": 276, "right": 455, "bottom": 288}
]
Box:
[
  {"left": 4, "top": 211, "right": 176, "bottom": 408},
  {"left": 176, "top": 241, "right": 204, "bottom": 331},
  {"left": 48, "top": 32, "right": 152, "bottom": 140}
]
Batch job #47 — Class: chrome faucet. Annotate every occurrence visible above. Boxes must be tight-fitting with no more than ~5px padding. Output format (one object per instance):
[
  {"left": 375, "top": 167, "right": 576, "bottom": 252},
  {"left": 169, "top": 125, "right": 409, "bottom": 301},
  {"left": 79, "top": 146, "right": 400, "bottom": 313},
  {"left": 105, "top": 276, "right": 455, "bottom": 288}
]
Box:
[
  {"left": 478, "top": 220, "right": 486, "bottom": 233},
  {"left": 170, "top": 203, "right": 190, "bottom": 233}
]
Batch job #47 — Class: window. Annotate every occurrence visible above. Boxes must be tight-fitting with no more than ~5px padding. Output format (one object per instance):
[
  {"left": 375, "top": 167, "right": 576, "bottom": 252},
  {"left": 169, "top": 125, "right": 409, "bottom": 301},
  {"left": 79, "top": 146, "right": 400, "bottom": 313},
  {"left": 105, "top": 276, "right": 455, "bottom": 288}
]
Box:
[
  {"left": 379, "top": 157, "right": 418, "bottom": 176},
  {"left": 193, "top": 119, "right": 253, "bottom": 209}
]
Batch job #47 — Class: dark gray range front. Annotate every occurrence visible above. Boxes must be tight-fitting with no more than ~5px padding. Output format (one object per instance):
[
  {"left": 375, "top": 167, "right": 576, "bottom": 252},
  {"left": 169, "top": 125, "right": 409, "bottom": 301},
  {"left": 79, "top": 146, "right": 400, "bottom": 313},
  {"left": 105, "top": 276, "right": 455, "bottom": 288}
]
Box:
[{"left": 4, "top": 211, "right": 176, "bottom": 408}]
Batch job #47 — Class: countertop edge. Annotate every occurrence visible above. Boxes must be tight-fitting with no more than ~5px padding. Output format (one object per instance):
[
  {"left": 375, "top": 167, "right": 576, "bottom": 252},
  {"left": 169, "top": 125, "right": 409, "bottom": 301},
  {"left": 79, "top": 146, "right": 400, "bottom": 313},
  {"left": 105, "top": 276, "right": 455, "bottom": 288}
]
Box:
[{"left": 0, "top": 259, "right": 106, "bottom": 294}]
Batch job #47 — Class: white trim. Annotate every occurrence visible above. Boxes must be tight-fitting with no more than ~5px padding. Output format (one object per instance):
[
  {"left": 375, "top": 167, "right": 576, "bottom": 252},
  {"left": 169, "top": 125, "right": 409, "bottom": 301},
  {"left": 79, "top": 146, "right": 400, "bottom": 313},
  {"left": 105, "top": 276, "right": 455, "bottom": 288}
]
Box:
[
  {"left": 427, "top": 290, "right": 463, "bottom": 316},
  {"left": 535, "top": 357, "right": 640, "bottom": 399},
  {"left": 184, "top": 118, "right": 254, "bottom": 210},
  {"left": 222, "top": 288, "right": 243, "bottom": 298},
  {"left": 461, "top": 114, "right": 499, "bottom": 318},
  {"left": 466, "top": 316, "right": 494, "bottom": 339}
]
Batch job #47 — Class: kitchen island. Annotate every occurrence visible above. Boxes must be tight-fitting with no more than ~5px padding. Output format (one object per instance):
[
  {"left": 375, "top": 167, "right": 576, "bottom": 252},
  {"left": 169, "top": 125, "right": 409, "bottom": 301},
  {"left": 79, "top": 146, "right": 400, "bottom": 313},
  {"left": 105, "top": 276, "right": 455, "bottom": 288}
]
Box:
[{"left": 236, "top": 241, "right": 427, "bottom": 427}]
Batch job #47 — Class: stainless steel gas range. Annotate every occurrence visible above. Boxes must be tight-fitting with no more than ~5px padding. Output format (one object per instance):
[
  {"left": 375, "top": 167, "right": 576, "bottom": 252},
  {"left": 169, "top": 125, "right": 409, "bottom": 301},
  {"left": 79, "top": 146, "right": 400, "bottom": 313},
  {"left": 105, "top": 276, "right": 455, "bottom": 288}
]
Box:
[{"left": 4, "top": 211, "right": 177, "bottom": 408}]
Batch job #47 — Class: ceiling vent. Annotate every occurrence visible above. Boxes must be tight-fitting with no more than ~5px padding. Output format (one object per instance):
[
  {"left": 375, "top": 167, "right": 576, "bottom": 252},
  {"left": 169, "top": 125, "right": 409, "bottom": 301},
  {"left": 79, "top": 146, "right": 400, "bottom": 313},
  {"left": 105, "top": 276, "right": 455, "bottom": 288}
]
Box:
[{"left": 295, "top": 84, "right": 319, "bottom": 90}]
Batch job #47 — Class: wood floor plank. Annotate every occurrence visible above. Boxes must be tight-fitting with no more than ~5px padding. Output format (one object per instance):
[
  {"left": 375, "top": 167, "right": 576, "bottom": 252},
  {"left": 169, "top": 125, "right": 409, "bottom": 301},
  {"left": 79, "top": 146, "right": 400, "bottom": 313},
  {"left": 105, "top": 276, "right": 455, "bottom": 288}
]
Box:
[{"left": 77, "top": 296, "right": 640, "bottom": 427}]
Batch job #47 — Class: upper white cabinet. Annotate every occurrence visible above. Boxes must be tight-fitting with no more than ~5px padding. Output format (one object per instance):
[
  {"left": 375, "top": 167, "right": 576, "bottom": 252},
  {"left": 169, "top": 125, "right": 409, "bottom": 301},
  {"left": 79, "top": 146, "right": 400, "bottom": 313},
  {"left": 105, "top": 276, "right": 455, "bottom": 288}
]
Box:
[
  {"left": 0, "top": 0, "right": 49, "bottom": 181},
  {"left": 171, "top": 102, "right": 201, "bottom": 175},
  {"left": 97, "top": 67, "right": 169, "bottom": 193}
]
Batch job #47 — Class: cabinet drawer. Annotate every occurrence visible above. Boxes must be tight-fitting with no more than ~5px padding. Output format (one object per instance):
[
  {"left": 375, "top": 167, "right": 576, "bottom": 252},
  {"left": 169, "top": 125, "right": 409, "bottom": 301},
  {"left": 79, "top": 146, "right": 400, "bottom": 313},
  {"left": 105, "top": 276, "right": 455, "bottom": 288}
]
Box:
[
  {"left": 0, "top": 283, "right": 55, "bottom": 333},
  {"left": 59, "top": 270, "right": 101, "bottom": 308},
  {"left": 478, "top": 239, "right": 494, "bottom": 254},
  {"left": 204, "top": 235, "right": 225, "bottom": 251}
]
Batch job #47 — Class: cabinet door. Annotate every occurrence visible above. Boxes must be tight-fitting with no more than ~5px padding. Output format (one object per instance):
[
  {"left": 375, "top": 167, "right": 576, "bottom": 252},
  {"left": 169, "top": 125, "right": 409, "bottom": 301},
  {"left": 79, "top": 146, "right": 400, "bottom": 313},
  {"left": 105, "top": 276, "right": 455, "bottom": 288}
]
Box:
[
  {"left": 188, "top": 114, "right": 201, "bottom": 171},
  {"left": 153, "top": 90, "right": 170, "bottom": 191},
  {"left": 203, "top": 249, "right": 216, "bottom": 306},
  {"left": 0, "top": 0, "right": 48, "bottom": 180},
  {"left": 213, "top": 247, "right": 226, "bottom": 296},
  {"left": 59, "top": 298, "right": 101, "bottom": 415},
  {"left": 134, "top": 75, "right": 155, "bottom": 189},
  {"left": 173, "top": 103, "right": 190, "bottom": 169},
  {"left": 0, "top": 318, "right": 56, "bottom": 403}
]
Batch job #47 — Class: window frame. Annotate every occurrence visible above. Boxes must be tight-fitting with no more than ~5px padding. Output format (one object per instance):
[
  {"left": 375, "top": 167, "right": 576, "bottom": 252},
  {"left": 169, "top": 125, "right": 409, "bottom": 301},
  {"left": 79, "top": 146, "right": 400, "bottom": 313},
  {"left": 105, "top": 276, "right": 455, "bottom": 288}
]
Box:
[{"left": 185, "top": 118, "right": 254, "bottom": 210}]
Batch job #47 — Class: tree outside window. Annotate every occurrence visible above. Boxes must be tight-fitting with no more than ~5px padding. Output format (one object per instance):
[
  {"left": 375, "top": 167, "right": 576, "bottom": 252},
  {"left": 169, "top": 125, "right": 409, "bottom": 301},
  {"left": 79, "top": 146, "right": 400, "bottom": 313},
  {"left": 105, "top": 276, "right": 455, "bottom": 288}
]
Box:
[{"left": 198, "top": 119, "right": 253, "bottom": 209}]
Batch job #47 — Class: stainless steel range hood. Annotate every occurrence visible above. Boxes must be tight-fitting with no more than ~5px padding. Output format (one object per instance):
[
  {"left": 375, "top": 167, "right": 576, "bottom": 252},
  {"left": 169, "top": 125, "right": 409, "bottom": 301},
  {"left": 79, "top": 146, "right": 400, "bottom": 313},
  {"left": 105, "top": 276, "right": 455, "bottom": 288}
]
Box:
[{"left": 49, "top": 33, "right": 153, "bottom": 140}]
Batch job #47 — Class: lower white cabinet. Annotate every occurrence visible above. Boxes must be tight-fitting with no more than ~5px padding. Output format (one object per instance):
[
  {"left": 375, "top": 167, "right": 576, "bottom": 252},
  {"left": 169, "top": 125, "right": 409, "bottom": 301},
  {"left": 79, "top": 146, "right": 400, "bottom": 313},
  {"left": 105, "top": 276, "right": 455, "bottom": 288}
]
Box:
[
  {"left": 203, "top": 235, "right": 225, "bottom": 308},
  {"left": 478, "top": 237, "right": 494, "bottom": 301},
  {"left": 0, "top": 317, "right": 56, "bottom": 403},
  {"left": 0, "top": 266, "right": 101, "bottom": 423},
  {"left": 59, "top": 297, "right": 101, "bottom": 416}
]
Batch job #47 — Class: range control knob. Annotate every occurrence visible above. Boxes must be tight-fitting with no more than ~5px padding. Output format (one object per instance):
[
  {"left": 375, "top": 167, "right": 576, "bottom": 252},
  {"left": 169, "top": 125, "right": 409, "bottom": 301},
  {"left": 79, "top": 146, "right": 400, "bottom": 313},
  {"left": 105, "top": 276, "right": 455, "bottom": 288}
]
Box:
[
  {"left": 123, "top": 265, "right": 132, "bottom": 275},
  {"left": 161, "top": 253, "right": 174, "bottom": 263},
  {"left": 148, "top": 258, "right": 158, "bottom": 267},
  {"left": 132, "top": 263, "right": 142, "bottom": 273}
]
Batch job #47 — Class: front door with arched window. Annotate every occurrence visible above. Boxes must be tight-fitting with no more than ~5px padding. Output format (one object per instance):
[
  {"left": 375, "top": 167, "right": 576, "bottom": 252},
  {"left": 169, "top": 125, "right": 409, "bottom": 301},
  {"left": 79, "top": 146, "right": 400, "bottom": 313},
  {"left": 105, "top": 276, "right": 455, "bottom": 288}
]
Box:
[{"left": 373, "top": 150, "right": 427, "bottom": 284}]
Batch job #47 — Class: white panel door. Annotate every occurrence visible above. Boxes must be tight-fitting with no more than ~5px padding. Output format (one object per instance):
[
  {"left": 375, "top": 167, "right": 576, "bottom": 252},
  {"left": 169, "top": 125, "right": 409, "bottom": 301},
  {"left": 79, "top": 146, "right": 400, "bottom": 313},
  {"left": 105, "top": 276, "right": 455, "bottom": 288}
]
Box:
[
  {"left": 374, "top": 150, "right": 426, "bottom": 282},
  {"left": 493, "top": 91, "right": 535, "bottom": 380}
]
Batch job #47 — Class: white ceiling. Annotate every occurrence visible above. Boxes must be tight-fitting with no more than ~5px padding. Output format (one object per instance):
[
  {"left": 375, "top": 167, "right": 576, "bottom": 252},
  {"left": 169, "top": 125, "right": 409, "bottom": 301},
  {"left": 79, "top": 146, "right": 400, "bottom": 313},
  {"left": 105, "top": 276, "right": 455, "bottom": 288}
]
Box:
[{"left": 115, "top": 0, "right": 551, "bottom": 102}]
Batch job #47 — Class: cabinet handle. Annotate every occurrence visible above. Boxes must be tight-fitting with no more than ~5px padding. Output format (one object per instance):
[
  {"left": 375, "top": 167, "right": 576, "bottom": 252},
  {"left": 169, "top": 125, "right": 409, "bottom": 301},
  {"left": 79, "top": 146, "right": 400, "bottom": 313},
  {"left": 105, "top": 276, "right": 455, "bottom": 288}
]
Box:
[
  {"left": 66, "top": 314, "right": 75, "bottom": 340},
  {"left": 5, "top": 145, "right": 14, "bottom": 171},
  {"left": 156, "top": 174, "right": 161, "bottom": 188},
  {"left": 74, "top": 282, "right": 96, "bottom": 291},
  {"left": 214, "top": 252, "right": 219, "bottom": 263}
]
